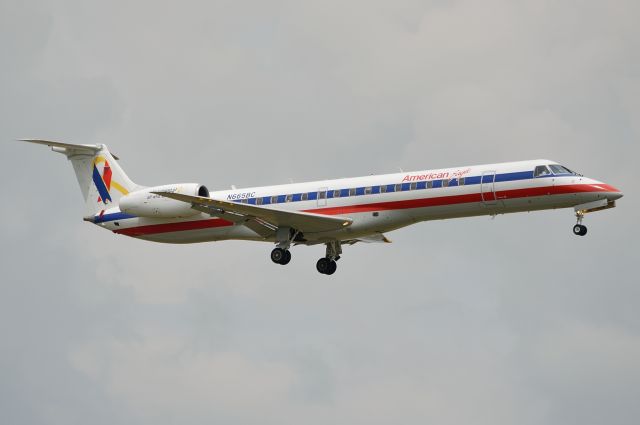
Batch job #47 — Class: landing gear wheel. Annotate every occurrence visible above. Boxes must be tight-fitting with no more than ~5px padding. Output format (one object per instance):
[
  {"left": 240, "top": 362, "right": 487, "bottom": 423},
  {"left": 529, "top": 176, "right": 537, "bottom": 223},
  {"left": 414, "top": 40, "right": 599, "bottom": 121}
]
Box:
[
  {"left": 326, "top": 260, "right": 337, "bottom": 275},
  {"left": 280, "top": 250, "right": 292, "bottom": 265},
  {"left": 316, "top": 258, "right": 337, "bottom": 275},
  {"left": 271, "top": 248, "right": 286, "bottom": 264},
  {"left": 316, "top": 258, "right": 330, "bottom": 274},
  {"left": 573, "top": 224, "right": 587, "bottom": 236}
]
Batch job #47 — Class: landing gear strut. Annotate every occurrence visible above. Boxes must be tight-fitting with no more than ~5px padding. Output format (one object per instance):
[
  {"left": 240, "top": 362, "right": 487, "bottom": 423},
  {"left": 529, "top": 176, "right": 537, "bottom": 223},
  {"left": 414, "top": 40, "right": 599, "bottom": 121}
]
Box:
[
  {"left": 317, "top": 241, "right": 341, "bottom": 275},
  {"left": 270, "top": 227, "right": 298, "bottom": 265},
  {"left": 573, "top": 211, "right": 588, "bottom": 236}
]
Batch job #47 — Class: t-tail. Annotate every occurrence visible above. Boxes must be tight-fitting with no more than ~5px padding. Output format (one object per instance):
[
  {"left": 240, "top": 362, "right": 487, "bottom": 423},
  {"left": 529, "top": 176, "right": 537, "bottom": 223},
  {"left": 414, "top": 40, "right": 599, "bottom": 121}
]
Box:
[{"left": 19, "top": 139, "right": 142, "bottom": 215}]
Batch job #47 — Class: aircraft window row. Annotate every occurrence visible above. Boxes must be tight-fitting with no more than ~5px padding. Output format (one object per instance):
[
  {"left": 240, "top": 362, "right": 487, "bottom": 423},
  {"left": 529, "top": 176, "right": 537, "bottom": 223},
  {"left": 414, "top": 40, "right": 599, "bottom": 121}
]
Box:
[{"left": 236, "top": 177, "right": 468, "bottom": 205}]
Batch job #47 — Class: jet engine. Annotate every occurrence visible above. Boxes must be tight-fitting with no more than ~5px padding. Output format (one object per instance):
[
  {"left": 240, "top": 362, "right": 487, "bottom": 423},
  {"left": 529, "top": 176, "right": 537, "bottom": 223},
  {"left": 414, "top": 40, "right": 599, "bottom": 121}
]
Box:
[{"left": 119, "top": 183, "right": 209, "bottom": 218}]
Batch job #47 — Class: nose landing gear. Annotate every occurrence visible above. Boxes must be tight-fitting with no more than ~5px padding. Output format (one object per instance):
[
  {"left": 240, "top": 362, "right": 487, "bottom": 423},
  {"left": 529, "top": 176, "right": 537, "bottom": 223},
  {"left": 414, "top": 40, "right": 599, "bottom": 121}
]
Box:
[{"left": 573, "top": 211, "right": 588, "bottom": 236}]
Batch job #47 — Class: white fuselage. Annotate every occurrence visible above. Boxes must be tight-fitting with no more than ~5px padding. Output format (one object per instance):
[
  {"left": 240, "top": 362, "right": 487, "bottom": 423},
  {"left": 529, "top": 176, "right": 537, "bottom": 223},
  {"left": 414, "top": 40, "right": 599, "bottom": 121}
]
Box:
[{"left": 92, "top": 159, "right": 622, "bottom": 244}]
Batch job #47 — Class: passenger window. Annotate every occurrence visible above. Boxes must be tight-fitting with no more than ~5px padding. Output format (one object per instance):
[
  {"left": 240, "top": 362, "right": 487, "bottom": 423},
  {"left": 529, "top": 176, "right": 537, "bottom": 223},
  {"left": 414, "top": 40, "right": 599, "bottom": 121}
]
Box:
[
  {"left": 365, "top": 186, "right": 372, "bottom": 195},
  {"left": 459, "top": 177, "right": 465, "bottom": 185},
  {"left": 380, "top": 185, "right": 387, "bottom": 193},
  {"left": 256, "top": 197, "right": 263, "bottom": 205},
  {"left": 534, "top": 165, "right": 552, "bottom": 177},
  {"left": 349, "top": 188, "right": 356, "bottom": 196},
  {"left": 271, "top": 196, "right": 279, "bottom": 204},
  {"left": 285, "top": 194, "right": 293, "bottom": 202},
  {"left": 410, "top": 182, "right": 417, "bottom": 190},
  {"left": 318, "top": 191, "right": 326, "bottom": 199},
  {"left": 301, "top": 193, "right": 308, "bottom": 201},
  {"left": 427, "top": 181, "right": 433, "bottom": 189},
  {"left": 395, "top": 184, "right": 402, "bottom": 192},
  {"left": 334, "top": 189, "right": 341, "bottom": 198},
  {"left": 442, "top": 179, "right": 449, "bottom": 187}
]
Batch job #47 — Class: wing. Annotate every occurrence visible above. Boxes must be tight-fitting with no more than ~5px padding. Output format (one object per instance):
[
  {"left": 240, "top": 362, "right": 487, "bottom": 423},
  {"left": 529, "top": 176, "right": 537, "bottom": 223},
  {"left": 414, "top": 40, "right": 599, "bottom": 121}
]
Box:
[{"left": 151, "top": 192, "right": 353, "bottom": 234}]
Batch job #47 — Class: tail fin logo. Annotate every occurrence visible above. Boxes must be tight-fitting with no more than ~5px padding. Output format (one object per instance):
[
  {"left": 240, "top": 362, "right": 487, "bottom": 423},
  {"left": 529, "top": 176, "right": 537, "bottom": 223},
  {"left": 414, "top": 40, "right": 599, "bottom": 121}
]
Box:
[{"left": 92, "top": 156, "right": 129, "bottom": 204}]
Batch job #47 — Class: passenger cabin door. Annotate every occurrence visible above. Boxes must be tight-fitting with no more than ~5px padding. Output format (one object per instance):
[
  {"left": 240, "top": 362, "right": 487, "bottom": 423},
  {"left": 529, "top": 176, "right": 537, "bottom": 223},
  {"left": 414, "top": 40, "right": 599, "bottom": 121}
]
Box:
[{"left": 480, "top": 170, "right": 497, "bottom": 205}]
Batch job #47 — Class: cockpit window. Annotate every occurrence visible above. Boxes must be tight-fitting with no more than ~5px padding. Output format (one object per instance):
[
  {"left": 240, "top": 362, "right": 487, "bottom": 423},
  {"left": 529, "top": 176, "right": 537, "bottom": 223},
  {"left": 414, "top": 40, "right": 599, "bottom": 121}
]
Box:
[
  {"left": 534, "top": 165, "right": 552, "bottom": 177},
  {"left": 549, "top": 164, "right": 575, "bottom": 175}
]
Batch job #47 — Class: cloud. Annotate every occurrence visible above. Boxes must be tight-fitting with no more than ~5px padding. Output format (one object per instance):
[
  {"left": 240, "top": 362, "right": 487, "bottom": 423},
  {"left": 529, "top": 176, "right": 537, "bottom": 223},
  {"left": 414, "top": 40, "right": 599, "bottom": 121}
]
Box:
[{"left": 1, "top": 1, "right": 639, "bottom": 424}]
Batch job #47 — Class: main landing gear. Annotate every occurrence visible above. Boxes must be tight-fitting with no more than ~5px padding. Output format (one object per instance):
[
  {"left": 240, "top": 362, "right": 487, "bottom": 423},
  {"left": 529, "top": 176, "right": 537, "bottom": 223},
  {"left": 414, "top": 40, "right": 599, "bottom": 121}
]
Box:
[
  {"left": 573, "top": 211, "right": 588, "bottom": 236},
  {"left": 271, "top": 227, "right": 298, "bottom": 266},
  {"left": 269, "top": 229, "right": 343, "bottom": 275},
  {"left": 317, "top": 241, "right": 341, "bottom": 275},
  {"left": 270, "top": 247, "right": 291, "bottom": 265}
]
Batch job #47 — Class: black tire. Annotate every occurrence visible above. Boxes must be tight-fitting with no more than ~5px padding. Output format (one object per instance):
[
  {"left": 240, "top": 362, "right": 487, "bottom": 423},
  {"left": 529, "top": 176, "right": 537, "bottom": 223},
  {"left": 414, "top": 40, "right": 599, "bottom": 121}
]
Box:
[
  {"left": 316, "top": 258, "right": 330, "bottom": 274},
  {"left": 326, "top": 260, "right": 337, "bottom": 275},
  {"left": 271, "top": 248, "right": 285, "bottom": 264},
  {"left": 573, "top": 225, "right": 582, "bottom": 235},
  {"left": 280, "top": 250, "right": 292, "bottom": 265},
  {"left": 579, "top": 225, "right": 588, "bottom": 236}
]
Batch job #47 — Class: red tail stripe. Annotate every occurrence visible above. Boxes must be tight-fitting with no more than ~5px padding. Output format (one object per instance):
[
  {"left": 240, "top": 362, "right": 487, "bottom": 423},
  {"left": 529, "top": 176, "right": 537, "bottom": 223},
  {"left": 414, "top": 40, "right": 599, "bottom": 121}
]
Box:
[{"left": 103, "top": 161, "right": 112, "bottom": 190}]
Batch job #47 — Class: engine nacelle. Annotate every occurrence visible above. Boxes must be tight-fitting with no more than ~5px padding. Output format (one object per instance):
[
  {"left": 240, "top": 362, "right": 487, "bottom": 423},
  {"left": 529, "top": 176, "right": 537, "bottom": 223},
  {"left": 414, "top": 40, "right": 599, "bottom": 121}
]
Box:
[{"left": 119, "top": 183, "right": 209, "bottom": 218}]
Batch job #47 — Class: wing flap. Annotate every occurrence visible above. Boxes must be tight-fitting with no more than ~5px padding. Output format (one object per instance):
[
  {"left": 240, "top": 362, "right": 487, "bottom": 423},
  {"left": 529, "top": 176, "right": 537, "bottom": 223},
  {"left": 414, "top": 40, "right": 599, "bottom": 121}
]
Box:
[{"left": 152, "top": 192, "right": 353, "bottom": 233}]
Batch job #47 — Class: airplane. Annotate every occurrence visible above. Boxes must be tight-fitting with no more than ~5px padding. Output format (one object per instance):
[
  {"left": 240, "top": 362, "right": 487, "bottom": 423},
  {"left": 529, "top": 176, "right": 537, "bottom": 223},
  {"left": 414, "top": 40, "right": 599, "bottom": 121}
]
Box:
[{"left": 19, "top": 139, "right": 623, "bottom": 275}]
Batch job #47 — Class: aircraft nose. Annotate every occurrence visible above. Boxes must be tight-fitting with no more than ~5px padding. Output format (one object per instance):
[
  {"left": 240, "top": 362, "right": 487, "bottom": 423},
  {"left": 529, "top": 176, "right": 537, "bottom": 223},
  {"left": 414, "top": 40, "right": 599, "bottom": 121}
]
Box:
[
  {"left": 610, "top": 191, "right": 623, "bottom": 201},
  {"left": 606, "top": 185, "right": 623, "bottom": 200}
]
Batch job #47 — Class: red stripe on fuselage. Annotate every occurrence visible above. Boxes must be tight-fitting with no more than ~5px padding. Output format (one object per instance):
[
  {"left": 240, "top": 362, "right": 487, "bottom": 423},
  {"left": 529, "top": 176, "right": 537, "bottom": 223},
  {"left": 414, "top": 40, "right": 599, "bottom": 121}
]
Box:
[
  {"left": 113, "top": 183, "right": 616, "bottom": 236},
  {"left": 113, "top": 218, "right": 234, "bottom": 237},
  {"left": 304, "top": 183, "right": 615, "bottom": 216}
]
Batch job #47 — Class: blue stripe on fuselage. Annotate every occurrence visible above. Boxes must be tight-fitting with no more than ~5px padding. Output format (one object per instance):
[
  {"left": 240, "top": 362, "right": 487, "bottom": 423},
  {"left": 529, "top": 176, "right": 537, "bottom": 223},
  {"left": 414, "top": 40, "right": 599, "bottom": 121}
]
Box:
[
  {"left": 94, "top": 212, "right": 136, "bottom": 224},
  {"left": 495, "top": 171, "right": 534, "bottom": 182},
  {"left": 234, "top": 169, "right": 562, "bottom": 204}
]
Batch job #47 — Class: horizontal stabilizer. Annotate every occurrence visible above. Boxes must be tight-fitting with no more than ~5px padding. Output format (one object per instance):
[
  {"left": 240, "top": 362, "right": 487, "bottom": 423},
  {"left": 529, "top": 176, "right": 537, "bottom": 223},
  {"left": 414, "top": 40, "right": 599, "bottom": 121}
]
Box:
[{"left": 19, "top": 139, "right": 101, "bottom": 153}]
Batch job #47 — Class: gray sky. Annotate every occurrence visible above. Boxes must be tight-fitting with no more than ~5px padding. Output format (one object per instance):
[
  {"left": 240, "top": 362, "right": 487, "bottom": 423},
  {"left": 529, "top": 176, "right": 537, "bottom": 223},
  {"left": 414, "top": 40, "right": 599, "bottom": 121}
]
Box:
[{"left": 1, "top": 1, "right": 639, "bottom": 424}]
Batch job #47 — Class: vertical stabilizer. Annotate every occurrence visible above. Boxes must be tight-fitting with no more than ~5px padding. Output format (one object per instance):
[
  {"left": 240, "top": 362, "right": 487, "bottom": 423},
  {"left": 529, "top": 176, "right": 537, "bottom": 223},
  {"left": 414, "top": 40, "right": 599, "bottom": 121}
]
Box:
[{"left": 19, "top": 139, "right": 141, "bottom": 214}]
